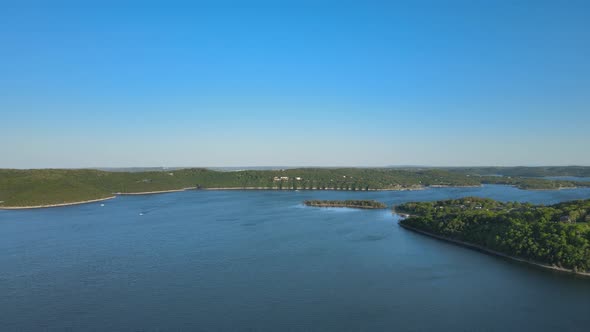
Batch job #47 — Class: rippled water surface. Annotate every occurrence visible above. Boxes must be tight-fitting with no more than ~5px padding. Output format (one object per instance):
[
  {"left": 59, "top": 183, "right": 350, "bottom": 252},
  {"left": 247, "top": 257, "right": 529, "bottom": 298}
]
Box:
[{"left": 2, "top": 185, "right": 590, "bottom": 331}]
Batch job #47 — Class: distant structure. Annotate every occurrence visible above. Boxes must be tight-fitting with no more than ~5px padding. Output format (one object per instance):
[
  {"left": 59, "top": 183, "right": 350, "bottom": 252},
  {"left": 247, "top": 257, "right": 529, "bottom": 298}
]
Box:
[{"left": 559, "top": 216, "right": 572, "bottom": 223}]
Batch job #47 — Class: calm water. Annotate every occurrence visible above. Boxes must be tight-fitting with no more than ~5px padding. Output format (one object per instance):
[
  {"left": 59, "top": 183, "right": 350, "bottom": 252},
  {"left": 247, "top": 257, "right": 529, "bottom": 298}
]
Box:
[{"left": 2, "top": 185, "right": 590, "bottom": 331}]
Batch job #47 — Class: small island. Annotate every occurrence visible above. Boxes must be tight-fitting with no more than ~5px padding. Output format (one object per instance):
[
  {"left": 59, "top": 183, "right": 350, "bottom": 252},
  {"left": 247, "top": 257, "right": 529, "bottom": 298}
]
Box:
[
  {"left": 396, "top": 197, "right": 590, "bottom": 275},
  {"left": 304, "top": 200, "right": 387, "bottom": 209}
]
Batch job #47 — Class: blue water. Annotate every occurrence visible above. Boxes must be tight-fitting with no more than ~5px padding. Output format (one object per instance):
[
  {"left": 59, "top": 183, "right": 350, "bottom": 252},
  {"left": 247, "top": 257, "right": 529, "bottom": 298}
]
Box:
[{"left": 2, "top": 185, "right": 590, "bottom": 331}]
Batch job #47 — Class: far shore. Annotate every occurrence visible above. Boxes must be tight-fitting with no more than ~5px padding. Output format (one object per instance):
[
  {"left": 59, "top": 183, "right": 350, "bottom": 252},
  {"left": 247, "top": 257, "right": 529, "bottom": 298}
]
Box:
[
  {"left": 529, "top": 186, "right": 580, "bottom": 191},
  {"left": 304, "top": 204, "right": 386, "bottom": 209},
  {"left": 482, "top": 184, "right": 580, "bottom": 191},
  {"left": 203, "top": 186, "right": 426, "bottom": 191},
  {"left": 398, "top": 222, "right": 590, "bottom": 277},
  {"left": 0, "top": 196, "right": 116, "bottom": 210},
  {"left": 1, "top": 183, "right": 582, "bottom": 210},
  {"left": 428, "top": 184, "right": 482, "bottom": 188},
  {"left": 116, "top": 187, "right": 197, "bottom": 195}
]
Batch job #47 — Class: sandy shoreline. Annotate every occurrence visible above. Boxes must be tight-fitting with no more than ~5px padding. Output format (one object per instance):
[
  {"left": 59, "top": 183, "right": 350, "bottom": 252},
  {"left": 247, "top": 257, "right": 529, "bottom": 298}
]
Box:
[
  {"left": 398, "top": 222, "right": 590, "bottom": 277},
  {"left": 0, "top": 196, "right": 116, "bottom": 210}
]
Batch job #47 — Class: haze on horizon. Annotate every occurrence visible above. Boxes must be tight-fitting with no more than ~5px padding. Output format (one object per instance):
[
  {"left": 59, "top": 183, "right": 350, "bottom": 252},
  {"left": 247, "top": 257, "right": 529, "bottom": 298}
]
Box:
[{"left": 1, "top": 1, "right": 589, "bottom": 169}]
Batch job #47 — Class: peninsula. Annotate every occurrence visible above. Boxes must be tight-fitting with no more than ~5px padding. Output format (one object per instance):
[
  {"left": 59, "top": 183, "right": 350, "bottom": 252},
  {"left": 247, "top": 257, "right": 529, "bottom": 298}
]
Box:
[{"left": 396, "top": 197, "right": 590, "bottom": 275}]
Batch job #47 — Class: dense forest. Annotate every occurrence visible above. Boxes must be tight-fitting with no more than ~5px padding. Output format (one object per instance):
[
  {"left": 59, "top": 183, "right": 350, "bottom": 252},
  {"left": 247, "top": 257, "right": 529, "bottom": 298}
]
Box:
[
  {"left": 304, "top": 200, "right": 387, "bottom": 209},
  {"left": 443, "top": 166, "right": 590, "bottom": 178},
  {"left": 397, "top": 197, "right": 590, "bottom": 273},
  {"left": 1, "top": 167, "right": 589, "bottom": 207}
]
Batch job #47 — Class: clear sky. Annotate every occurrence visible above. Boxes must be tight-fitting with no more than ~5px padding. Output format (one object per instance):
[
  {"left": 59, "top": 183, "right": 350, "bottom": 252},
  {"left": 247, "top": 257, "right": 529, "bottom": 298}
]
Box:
[{"left": 1, "top": 0, "right": 589, "bottom": 168}]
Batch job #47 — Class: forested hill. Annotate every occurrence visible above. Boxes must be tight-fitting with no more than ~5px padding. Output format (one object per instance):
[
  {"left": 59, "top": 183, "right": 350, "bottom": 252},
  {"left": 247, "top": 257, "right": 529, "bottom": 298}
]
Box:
[
  {"left": 397, "top": 198, "right": 590, "bottom": 274},
  {"left": 443, "top": 166, "right": 590, "bottom": 178},
  {"left": 0, "top": 168, "right": 589, "bottom": 207}
]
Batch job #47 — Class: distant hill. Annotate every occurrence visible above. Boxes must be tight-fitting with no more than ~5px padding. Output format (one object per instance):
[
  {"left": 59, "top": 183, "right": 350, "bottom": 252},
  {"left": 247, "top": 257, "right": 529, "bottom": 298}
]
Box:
[
  {"left": 439, "top": 166, "right": 590, "bottom": 178},
  {"left": 1, "top": 167, "right": 589, "bottom": 208},
  {"left": 92, "top": 167, "right": 185, "bottom": 172}
]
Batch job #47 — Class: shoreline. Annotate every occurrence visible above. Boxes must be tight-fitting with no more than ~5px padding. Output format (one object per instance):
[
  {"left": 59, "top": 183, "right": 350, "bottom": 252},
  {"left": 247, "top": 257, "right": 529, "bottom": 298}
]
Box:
[
  {"left": 1, "top": 183, "right": 584, "bottom": 210},
  {"left": 116, "top": 187, "right": 197, "bottom": 195},
  {"left": 304, "top": 204, "right": 387, "bottom": 209},
  {"left": 527, "top": 186, "right": 580, "bottom": 191},
  {"left": 305, "top": 205, "right": 386, "bottom": 209},
  {"left": 428, "top": 185, "right": 482, "bottom": 188},
  {"left": 398, "top": 222, "right": 590, "bottom": 277},
  {"left": 482, "top": 183, "right": 583, "bottom": 191},
  {"left": 203, "top": 186, "right": 426, "bottom": 191},
  {"left": 0, "top": 196, "right": 116, "bottom": 210}
]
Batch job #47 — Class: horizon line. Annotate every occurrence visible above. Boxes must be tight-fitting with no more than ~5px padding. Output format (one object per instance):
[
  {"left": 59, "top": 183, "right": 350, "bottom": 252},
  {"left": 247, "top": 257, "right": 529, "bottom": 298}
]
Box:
[{"left": 2, "top": 165, "right": 590, "bottom": 171}]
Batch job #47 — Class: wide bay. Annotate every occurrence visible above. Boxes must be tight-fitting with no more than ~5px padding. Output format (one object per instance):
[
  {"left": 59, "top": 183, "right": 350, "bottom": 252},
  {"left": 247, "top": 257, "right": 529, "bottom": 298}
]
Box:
[{"left": 2, "top": 185, "right": 590, "bottom": 331}]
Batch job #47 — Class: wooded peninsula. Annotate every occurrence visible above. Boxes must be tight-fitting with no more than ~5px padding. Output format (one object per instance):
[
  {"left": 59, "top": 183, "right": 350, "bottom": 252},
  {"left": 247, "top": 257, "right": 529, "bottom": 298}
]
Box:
[
  {"left": 397, "top": 197, "right": 590, "bottom": 275},
  {"left": 1, "top": 167, "right": 589, "bottom": 208}
]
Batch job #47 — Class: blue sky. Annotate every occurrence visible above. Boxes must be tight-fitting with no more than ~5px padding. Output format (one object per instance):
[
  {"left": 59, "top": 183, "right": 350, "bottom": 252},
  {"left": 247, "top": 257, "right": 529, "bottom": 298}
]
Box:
[{"left": 1, "top": 0, "right": 589, "bottom": 168}]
